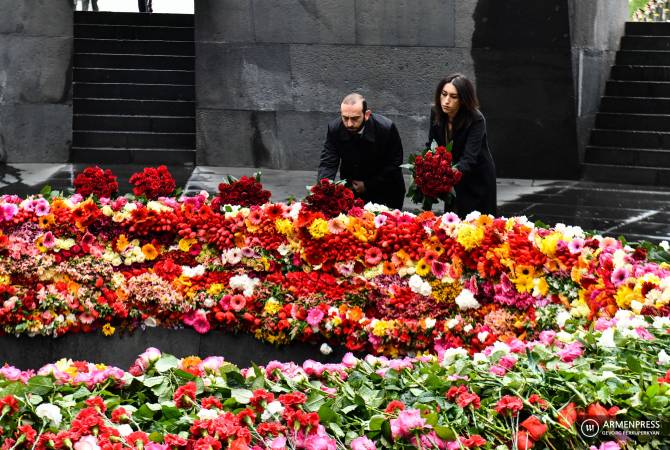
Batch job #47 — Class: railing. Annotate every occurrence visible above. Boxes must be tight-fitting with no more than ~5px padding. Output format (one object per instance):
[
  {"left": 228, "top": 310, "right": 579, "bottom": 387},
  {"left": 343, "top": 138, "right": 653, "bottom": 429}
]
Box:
[{"left": 632, "top": 0, "right": 670, "bottom": 21}]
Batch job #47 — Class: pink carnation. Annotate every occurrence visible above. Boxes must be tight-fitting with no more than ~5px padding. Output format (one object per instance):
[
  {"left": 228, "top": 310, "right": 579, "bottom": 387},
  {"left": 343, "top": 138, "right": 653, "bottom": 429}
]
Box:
[{"left": 351, "top": 436, "right": 377, "bottom": 450}]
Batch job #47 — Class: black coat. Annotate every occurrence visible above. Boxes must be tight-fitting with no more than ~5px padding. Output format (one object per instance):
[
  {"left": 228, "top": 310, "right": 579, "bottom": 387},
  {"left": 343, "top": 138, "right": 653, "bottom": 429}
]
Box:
[
  {"left": 428, "top": 109, "right": 497, "bottom": 217},
  {"left": 318, "top": 113, "right": 406, "bottom": 210}
]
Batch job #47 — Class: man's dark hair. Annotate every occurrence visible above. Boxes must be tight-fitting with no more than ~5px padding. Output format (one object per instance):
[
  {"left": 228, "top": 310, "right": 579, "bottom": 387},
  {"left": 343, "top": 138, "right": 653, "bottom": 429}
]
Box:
[{"left": 432, "top": 73, "right": 480, "bottom": 131}]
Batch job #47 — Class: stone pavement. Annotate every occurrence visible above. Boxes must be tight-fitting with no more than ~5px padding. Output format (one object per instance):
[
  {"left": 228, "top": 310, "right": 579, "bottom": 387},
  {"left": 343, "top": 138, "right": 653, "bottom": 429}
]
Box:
[{"left": 1, "top": 163, "right": 669, "bottom": 243}]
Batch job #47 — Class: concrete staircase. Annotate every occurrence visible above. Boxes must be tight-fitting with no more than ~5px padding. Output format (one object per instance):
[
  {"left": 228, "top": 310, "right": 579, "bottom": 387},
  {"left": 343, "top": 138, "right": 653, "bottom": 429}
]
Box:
[
  {"left": 72, "top": 11, "right": 195, "bottom": 164},
  {"left": 583, "top": 22, "right": 670, "bottom": 186}
]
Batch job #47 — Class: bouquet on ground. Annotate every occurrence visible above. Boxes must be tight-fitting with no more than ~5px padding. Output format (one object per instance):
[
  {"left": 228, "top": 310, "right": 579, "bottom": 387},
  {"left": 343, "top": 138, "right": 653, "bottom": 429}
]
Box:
[
  {"left": 403, "top": 141, "right": 462, "bottom": 211},
  {"left": 303, "top": 178, "right": 363, "bottom": 218},
  {"left": 215, "top": 172, "right": 271, "bottom": 208}
]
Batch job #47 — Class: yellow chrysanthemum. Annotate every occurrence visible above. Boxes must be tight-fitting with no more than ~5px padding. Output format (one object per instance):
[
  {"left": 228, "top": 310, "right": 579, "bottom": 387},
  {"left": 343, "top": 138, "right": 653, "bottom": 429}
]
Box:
[
  {"left": 275, "top": 218, "right": 293, "bottom": 236},
  {"left": 534, "top": 277, "right": 549, "bottom": 297},
  {"left": 537, "top": 232, "right": 561, "bottom": 257},
  {"left": 308, "top": 218, "right": 329, "bottom": 239},
  {"left": 116, "top": 234, "right": 130, "bottom": 253},
  {"left": 208, "top": 283, "right": 224, "bottom": 296},
  {"left": 179, "top": 238, "right": 196, "bottom": 252},
  {"left": 615, "top": 285, "right": 639, "bottom": 309},
  {"left": 264, "top": 298, "right": 282, "bottom": 314},
  {"left": 456, "top": 223, "right": 484, "bottom": 250},
  {"left": 142, "top": 243, "right": 159, "bottom": 260},
  {"left": 430, "top": 280, "right": 461, "bottom": 303},
  {"left": 102, "top": 323, "right": 116, "bottom": 336},
  {"left": 372, "top": 319, "right": 394, "bottom": 337}
]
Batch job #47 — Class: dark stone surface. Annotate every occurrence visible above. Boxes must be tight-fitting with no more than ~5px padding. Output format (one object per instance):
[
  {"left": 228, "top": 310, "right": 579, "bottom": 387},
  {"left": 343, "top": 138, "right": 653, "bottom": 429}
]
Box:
[{"left": 0, "top": 329, "right": 346, "bottom": 370}]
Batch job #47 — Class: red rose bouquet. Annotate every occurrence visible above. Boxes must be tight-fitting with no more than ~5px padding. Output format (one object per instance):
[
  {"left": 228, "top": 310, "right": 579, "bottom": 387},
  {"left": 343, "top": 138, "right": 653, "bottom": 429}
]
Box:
[
  {"left": 403, "top": 142, "right": 462, "bottom": 211},
  {"left": 216, "top": 173, "right": 271, "bottom": 207},
  {"left": 129, "top": 165, "right": 176, "bottom": 199},
  {"left": 303, "top": 178, "right": 363, "bottom": 218},
  {"left": 73, "top": 166, "right": 119, "bottom": 198}
]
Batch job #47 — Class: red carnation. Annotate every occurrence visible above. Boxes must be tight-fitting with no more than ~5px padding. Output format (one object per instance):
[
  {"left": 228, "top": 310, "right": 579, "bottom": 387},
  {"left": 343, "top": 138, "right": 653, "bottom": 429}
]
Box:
[
  {"left": 520, "top": 415, "right": 547, "bottom": 441},
  {"left": 494, "top": 395, "right": 524, "bottom": 415},
  {"left": 174, "top": 381, "right": 197, "bottom": 408},
  {"left": 73, "top": 166, "right": 119, "bottom": 198},
  {"left": 0, "top": 395, "right": 19, "bottom": 415},
  {"left": 557, "top": 402, "right": 578, "bottom": 429}
]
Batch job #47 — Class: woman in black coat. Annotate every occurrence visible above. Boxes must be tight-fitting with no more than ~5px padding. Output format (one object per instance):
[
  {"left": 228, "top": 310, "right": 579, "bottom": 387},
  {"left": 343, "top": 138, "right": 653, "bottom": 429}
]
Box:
[{"left": 427, "top": 74, "right": 497, "bottom": 217}]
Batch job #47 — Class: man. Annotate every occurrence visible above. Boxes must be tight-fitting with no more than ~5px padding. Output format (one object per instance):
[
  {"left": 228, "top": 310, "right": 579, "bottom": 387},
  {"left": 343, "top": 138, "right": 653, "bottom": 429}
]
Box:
[
  {"left": 318, "top": 93, "right": 405, "bottom": 210},
  {"left": 138, "top": 0, "right": 153, "bottom": 13}
]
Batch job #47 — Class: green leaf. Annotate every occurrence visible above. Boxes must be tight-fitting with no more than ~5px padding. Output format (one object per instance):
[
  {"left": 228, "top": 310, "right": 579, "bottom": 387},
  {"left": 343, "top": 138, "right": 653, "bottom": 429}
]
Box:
[
  {"left": 27, "top": 376, "right": 54, "bottom": 396},
  {"left": 27, "top": 394, "right": 43, "bottom": 405},
  {"left": 329, "top": 422, "right": 345, "bottom": 437},
  {"left": 161, "top": 405, "right": 182, "bottom": 420},
  {"left": 340, "top": 404, "right": 358, "bottom": 414},
  {"left": 626, "top": 354, "right": 642, "bottom": 373},
  {"left": 143, "top": 376, "right": 165, "bottom": 388},
  {"left": 231, "top": 388, "right": 253, "bottom": 404},
  {"left": 646, "top": 383, "right": 660, "bottom": 398},
  {"left": 318, "top": 404, "right": 338, "bottom": 424},
  {"left": 40, "top": 185, "right": 52, "bottom": 196},
  {"left": 173, "top": 370, "right": 196, "bottom": 381},
  {"left": 381, "top": 419, "right": 393, "bottom": 441},
  {"left": 435, "top": 425, "right": 456, "bottom": 441},
  {"left": 135, "top": 404, "right": 157, "bottom": 420},
  {"left": 368, "top": 415, "right": 386, "bottom": 431},
  {"left": 155, "top": 355, "right": 179, "bottom": 373},
  {"left": 149, "top": 432, "right": 163, "bottom": 443}
]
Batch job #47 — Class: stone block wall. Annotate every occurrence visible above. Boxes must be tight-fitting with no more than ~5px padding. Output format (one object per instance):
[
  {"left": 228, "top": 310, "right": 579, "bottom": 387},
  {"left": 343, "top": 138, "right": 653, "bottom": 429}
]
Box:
[{"left": 0, "top": 0, "right": 73, "bottom": 162}]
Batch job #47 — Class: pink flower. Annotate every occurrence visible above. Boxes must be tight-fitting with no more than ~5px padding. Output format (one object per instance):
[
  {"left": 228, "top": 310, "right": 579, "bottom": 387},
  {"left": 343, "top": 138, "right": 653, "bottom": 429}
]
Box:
[
  {"left": 268, "top": 436, "right": 287, "bottom": 449},
  {"left": 635, "top": 327, "right": 654, "bottom": 340},
  {"left": 594, "top": 317, "right": 616, "bottom": 331},
  {"left": 303, "top": 433, "right": 337, "bottom": 450},
  {"left": 568, "top": 237, "right": 584, "bottom": 254},
  {"left": 538, "top": 330, "right": 556, "bottom": 345},
  {"left": 42, "top": 232, "right": 56, "bottom": 248},
  {"left": 34, "top": 199, "right": 50, "bottom": 217},
  {"left": 0, "top": 203, "right": 18, "bottom": 221},
  {"left": 610, "top": 267, "right": 629, "bottom": 286},
  {"left": 351, "top": 436, "right": 376, "bottom": 450},
  {"left": 431, "top": 260, "right": 448, "bottom": 278},
  {"left": 441, "top": 212, "right": 460, "bottom": 225},
  {"left": 190, "top": 310, "right": 211, "bottom": 334},
  {"left": 200, "top": 356, "right": 225, "bottom": 372},
  {"left": 499, "top": 354, "right": 518, "bottom": 369},
  {"left": 365, "top": 247, "right": 383, "bottom": 265},
  {"left": 374, "top": 214, "right": 387, "bottom": 228},
  {"left": 74, "top": 436, "right": 100, "bottom": 450},
  {"left": 229, "top": 294, "right": 246, "bottom": 312},
  {"left": 307, "top": 308, "right": 325, "bottom": 328},
  {"left": 145, "top": 444, "right": 168, "bottom": 450},
  {"left": 558, "top": 342, "right": 583, "bottom": 363},
  {"left": 589, "top": 442, "right": 620, "bottom": 450},
  {"left": 489, "top": 365, "right": 507, "bottom": 376},
  {"left": 390, "top": 409, "right": 429, "bottom": 438},
  {"left": 341, "top": 352, "right": 358, "bottom": 368}
]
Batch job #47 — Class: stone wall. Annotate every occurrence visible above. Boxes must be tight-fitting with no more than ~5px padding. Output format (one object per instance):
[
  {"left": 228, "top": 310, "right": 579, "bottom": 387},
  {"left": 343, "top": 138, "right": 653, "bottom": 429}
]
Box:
[
  {"left": 568, "top": 0, "right": 629, "bottom": 164},
  {"left": 0, "top": 0, "right": 73, "bottom": 162}
]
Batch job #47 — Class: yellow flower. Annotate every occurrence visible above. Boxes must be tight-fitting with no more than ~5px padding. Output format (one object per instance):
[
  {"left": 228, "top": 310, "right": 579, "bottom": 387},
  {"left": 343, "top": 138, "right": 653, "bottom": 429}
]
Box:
[
  {"left": 348, "top": 218, "right": 376, "bottom": 242},
  {"left": 534, "top": 277, "right": 549, "bottom": 297},
  {"left": 102, "top": 323, "right": 116, "bottom": 336},
  {"left": 179, "top": 238, "right": 196, "bottom": 252},
  {"left": 38, "top": 214, "right": 55, "bottom": 229},
  {"left": 415, "top": 258, "right": 431, "bottom": 277},
  {"left": 208, "top": 283, "right": 224, "bottom": 295},
  {"left": 116, "top": 234, "right": 130, "bottom": 253},
  {"left": 430, "top": 280, "right": 461, "bottom": 303},
  {"left": 456, "top": 224, "right": 484, "bottom": 250},
  {"left": 275, "top": 218, "right": 293, "bottom": 236},
  {"left": 0, "top": 275, "right": 10, "bottom": 285},
  {"left": 372, "top": 319, "right": 393, "bottom": 337},
  {"left": 35, "top": 235, "right": 47, "bottom": 253},
  {"left": 308, "top": 218, "right": 329, "bottom": 239},
  {"left": 614, "top": 285, "right": 639, "bottom": 309},
  {"left": 142, "top": 243, "right": 159, "bottom": 260},
  {"left": 513, "top": 265, "right": 535, "bottom": 293},
  {"left": 537, "top": 232, "right": 561, "bottom": 257},
  {"left": 264, "top": 298, "right": 282, "bottom": 314}
]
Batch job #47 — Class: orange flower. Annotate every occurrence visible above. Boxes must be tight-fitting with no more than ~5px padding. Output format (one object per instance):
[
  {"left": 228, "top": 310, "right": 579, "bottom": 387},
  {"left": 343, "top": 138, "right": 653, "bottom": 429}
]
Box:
[
  {"left": 142, "top": 243, "right": 159, "bottom": 260},
  {"left": 116, "top": 234, "right": 130, "bottom": 253},
  {"left": 383, "top": 261, "right": 397, "bottom": 275},
  {"left": 38, "top": 214, "right": 55, "bottom": 229}
]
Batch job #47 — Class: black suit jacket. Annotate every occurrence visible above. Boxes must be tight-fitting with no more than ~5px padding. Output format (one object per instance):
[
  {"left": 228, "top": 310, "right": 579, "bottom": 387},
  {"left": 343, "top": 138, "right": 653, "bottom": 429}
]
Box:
[
  {"left": 428, "top": 109, "right": 497, "bottom": 217},
  {"left": 318, "top": 113, "right": 406, "bottom": 210}
]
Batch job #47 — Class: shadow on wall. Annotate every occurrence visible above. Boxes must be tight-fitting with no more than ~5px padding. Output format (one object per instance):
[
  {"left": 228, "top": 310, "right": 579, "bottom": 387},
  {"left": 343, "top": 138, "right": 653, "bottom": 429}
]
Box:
[{"left": 471, "top": 0, "right": 580, "bottom": 180}]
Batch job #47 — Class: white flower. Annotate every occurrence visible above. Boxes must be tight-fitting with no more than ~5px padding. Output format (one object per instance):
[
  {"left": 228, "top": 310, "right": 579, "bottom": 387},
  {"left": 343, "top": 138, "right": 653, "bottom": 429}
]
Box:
[
  {"left": 598, "top": 328, "right": 616, "bottom": 348},
  {"left": 277, "top": 244, "right": 291, "bottom": 256},
  {"left": 472, "top": 352, "right": 487, "bottom": 364},
  {"left": 182, "top": 265, "right": 205, "bottom": 278},
  {"left": 446, "top": 318, "right": 459, "bottom": 329},
  {"left": 556, "top": 310, "right": 571, "bottom": 328},
  {"left": 477, "top": 331, "right": 489, "bottom": 343},
  {"left": 424, "top": 318, "right": 436, "bottom": 329},
  {"left": 144, "top": 317, "right": 157, "bottom": 327},
  {"left": 320, "top": 343, "right": 332, "bottom": 355},
  {"left": 74, "top": 436, "right": 101, "bottom": 450},
  {"left": 463, "top": 324, "right": 473, "bottom": 333},
  {"left": 230, "top": 274, "right": 260, "bottom": 296},
  {"left": 653, "top": 316, "right": 670, "bottom": 331},
  {"left": 408, "top": 274, "right": 432, "bottom": 296},
  {"left": 364, "top": 202, "right": 390, "bottom": 213},
  {"left": 288, "top": 202, "right": 302, "bottom": 220},
  {"left": 198, "top": 408, "right": 219, "bottom": 420},
  {"left": 556, "top": 331, "right": 574, "bottom": 343},
  {"left": 441, "top": 347, "right": 468, "bottom": 365},
  {"left": 489, "top": 341, "right": 511, "bottom": 355},
  {"left": 455, "top": 288, "right": 480, "bottom": 310},
  {"left": 660, "top": 241, "right": 670, "bottom": 252},
  {"left": 261, "top": 400, "right": 284, "bottom": 421},
  {"left": 116, "top": 424, "right": 133, "bottom": 437},
  {"left": 36, "top": 403, "right": 62, "bottom": 427},
  {"left": 464, "top": 211, "right": 481, "bottom": 222},
  {"left": 659, "top": 350, "right": 670, "bottom": 365}
]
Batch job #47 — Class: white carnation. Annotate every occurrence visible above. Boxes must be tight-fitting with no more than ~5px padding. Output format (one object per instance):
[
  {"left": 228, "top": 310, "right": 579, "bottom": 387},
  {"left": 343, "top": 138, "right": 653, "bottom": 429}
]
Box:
[
  {"left": 658, "top": 349, "right": 670, "bottom": 365},
  {"left": 455, "top": 288, "right": 480, "bottom": 310},
  {"left": 36, "top": 403, "right": 62, "bottom": 427},
  {"left": 320, "top": 343, "right": 332, "bottom": 355}
]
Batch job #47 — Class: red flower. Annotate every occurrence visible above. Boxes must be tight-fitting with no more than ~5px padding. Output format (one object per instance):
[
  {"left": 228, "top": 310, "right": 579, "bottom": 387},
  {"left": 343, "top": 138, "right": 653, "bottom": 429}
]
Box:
[
  {"left": 494, "top": 395, "right": 524, "bottom": 415},
  {"left": 515, "top": 430, "right": 534, "bottom": 450},
  {"left": 164, "top": 434, "right": 188, "bottom": 447},
  {"left": 659, "top": 369, "right": 670, "bottom": 384},
  {"left": 111, "top": 407, "right": 129, "bottom": 424},
  {"left": 278, "top": 392, "right": 307, "bottom": 406},
  {"left": 250, "top": 389, "right": 275, "bottom": 409},
  {"left": 304, "top": 179, "right": 362, "bottom": 218},
  {"left": 217, "top": 175, "right": 271, "bottom": 207},
  {"left": 0, "top": 395, "right": 19, "bottom": 414},
  {"left": 461, "top": 435, "right": 487, "bottom": 448},
  {"left": 520, "top": 415, "right": 547, "bottom": 441},
  {"left": 85, "top": 396, "right": 106, "bottom": 413},
  {"left": 412, "top": 146, "right": 462, "bottom": 201},
  {"left": 129, "top": 165, "right": 176, "bottom": 199},
  {"left": 457, "top": 391, "right": 481, "bottom": 409},
  {"left": 528, "top": 394, "right": 549, "bottom": 410},
  {"left": 557, "top": 402, "right": 578, "bottom": 429},
  {"left": 127, "top": 431, "right": 149, "bottom": 446},
  {"left": 201, "top": 396, "right": 223, "bottom": 410},
  {"left": 384, "top": 400, "right": 406, "bottom": 414},
  {"left": 174, "top": 381, "right": 197, "bottom": 408},
  {"left": 73, "top": 166, "right": 119, "bottom": 198}
]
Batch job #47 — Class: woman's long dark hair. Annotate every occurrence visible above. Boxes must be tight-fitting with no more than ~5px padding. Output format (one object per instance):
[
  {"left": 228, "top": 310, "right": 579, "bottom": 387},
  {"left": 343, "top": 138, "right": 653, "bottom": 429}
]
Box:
[{"left": 432, "top": 73, "right": 480, "bottom": 131}]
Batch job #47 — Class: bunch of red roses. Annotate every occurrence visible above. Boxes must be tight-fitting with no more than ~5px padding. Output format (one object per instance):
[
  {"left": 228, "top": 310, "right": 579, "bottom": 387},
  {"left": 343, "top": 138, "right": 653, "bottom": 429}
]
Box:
[
  {"left": 303, "top": 178, "right": 363, "bottom": 218},
  {"left": 73, "top": 166, "right": 119, "bottom": 198},
  {"left": 129, "top": 165, "right": 176, "bottom": 199},
  {"left": 216, "top": 175, "right": 271, "bottom": 207},
  {"left": 405, "top": 145, "right": 462, "bottom": 210}
]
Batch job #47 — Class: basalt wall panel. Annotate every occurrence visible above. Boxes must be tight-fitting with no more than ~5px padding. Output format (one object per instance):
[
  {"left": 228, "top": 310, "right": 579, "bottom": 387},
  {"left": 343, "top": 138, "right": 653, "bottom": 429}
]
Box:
[
  {"left": 195, "top": 0, "right": 627, "bottom": 180},
  {"left": 0, "top": 0, "right": 72, "bottom": 163}
]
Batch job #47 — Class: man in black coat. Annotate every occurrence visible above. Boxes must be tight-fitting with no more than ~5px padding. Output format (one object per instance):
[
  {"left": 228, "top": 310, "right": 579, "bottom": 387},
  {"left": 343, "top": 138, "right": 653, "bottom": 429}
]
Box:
[{"left": 317, "top": 93, "right": 406, "bottom": 210}]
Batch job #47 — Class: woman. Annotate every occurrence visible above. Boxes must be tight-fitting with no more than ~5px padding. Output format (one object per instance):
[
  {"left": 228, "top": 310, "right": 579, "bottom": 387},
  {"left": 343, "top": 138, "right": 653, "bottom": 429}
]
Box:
[{"left": 428, "top": 74, "right": 497, "bottom": 217}]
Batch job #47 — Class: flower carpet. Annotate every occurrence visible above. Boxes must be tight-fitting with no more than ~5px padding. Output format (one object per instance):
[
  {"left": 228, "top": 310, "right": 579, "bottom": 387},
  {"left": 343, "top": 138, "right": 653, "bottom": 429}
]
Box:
[{"left": 0, "top": 167, "right": 669, "bottom": 448}]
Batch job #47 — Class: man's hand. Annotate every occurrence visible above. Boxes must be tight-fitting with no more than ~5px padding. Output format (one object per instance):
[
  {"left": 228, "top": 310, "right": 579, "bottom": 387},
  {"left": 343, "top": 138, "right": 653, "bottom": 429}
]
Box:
[{"left": 351, "top": 180, "right": 365, "bottom": 194}]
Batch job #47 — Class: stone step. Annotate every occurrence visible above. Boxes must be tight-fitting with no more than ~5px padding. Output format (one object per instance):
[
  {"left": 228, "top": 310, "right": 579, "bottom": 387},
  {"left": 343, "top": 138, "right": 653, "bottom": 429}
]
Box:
[
  {"left": 73, "top": 98, "right": 194, "bottom": 116},
  {"left": 582, "top": 162, "right": 670, "bottom": 186},
  {"left": 74, "top": 53, "right": 194, "bottom": 70},
  {"left": 74, "top": 82, "right": 194, "bottom": 101},
  {"left": 606, "top": 80, "right": 670, "bottom": 97},
  {"left": 74, "top": 11, "right": 193, "bottom": 27},
  {"left": 625, "top": 21, "right": 670, "bottom": 36},
  {"left": 75, "top": 24, "right": 193, "bottom": 41},
  {"left": 73, "top": 114, "right": 194, "bottom": 133},
  {"left": 590, "top": 129, "right": 670, "bottom": 149},
  {"left": 595, "top": 112, "right": 670, "bottom": 131},
  {"left": 73, "top": 68, "right": 194, "bottom": 84},
  {"left": 71, "top": 147, "right": 196, "bottom": 164},
  {"left": 600, "top": 96, "right": 670, "bottom": 114},
  {"left": 610, "top": 65, "right": 670, "bottom": 81},
  {"left": 585, "top": 145, "right": 670, "bottom": 167},
  {"left": 73, "top": 130, "right": 195, "bottom": 149},
  {"left": 621, "top": 35, "right": 670, "bottom": 51},
  {"left": 74, "top": 38, "right": 194, "bottom": 56},
  {"left": 617, "top": 50, "right": 670, "bottom": 65}
]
